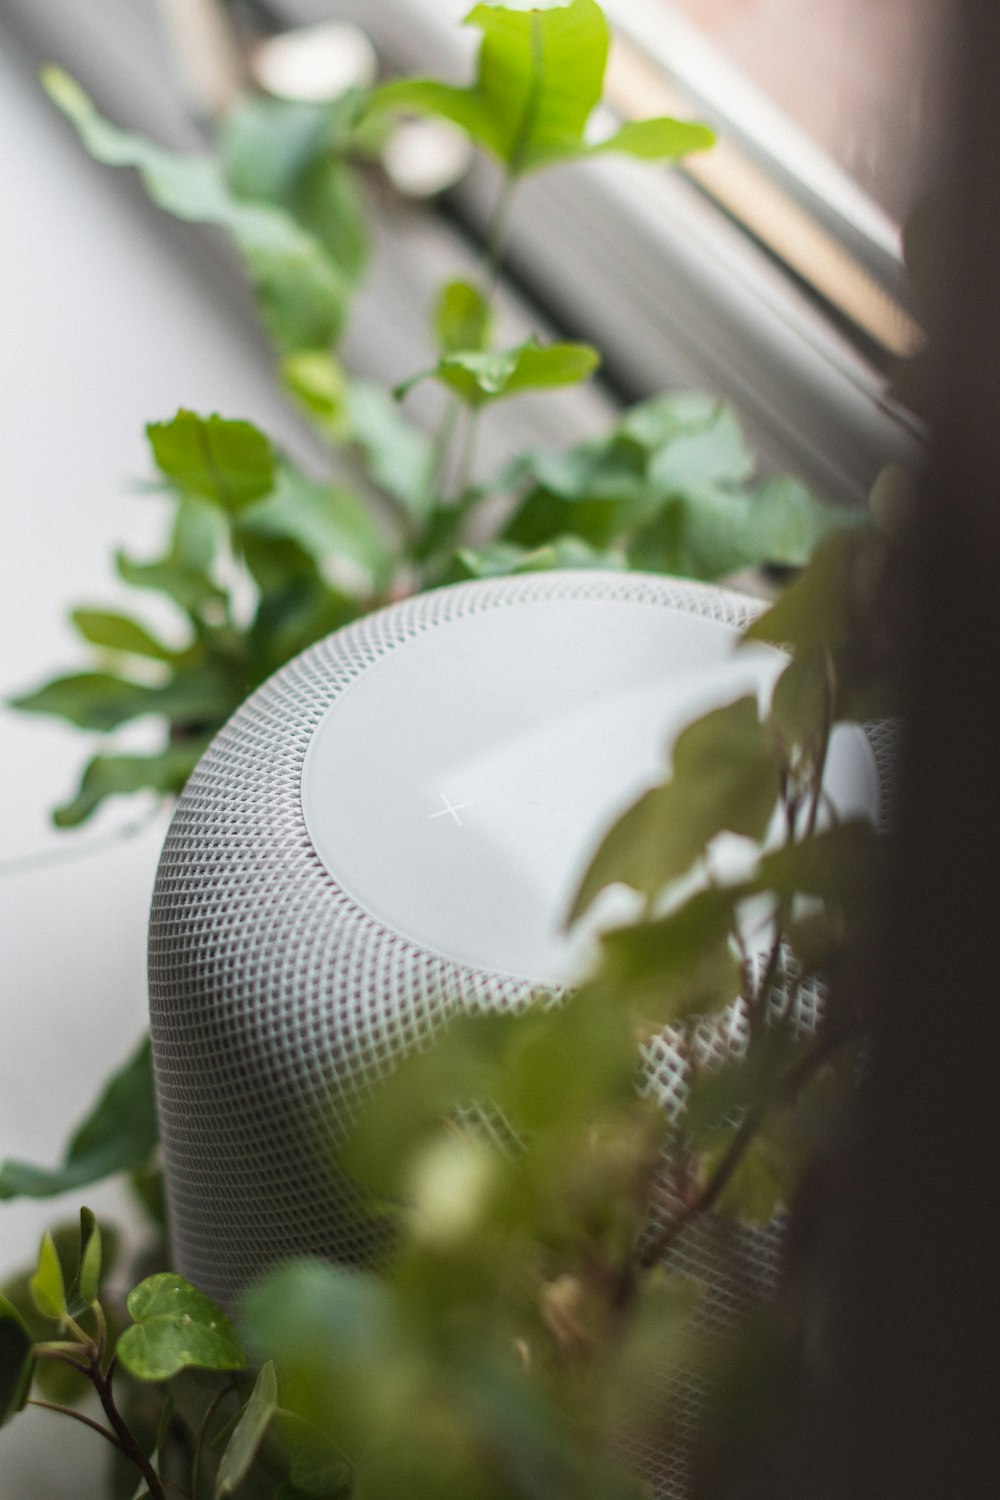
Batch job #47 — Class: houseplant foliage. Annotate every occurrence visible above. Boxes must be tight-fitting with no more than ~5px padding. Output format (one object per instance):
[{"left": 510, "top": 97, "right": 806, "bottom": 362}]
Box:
[{"left": 1, "top": 2, "right": 890, "bottom": 1495}]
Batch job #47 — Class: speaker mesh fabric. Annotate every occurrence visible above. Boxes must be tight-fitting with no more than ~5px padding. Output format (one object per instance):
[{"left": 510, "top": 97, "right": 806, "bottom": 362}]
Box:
[{"left": 149, "top": 571, "right": 890, "bottom": 1496}]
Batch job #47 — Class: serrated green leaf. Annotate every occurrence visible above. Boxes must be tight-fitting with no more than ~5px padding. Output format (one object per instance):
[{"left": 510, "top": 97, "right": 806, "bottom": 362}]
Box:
[
  {"left": 433, "top": 279, "right": 492, "bottom": 354},
  {"left": 147, "top": 411, "right": 275, "bottom": 513},
  {"left": 30, "top": 1232, "right": 68, "bottom": 1323},
  {"left": 215, "top": 1361, "right": 278, "bottom": 1497},
  {"left": 0, "top": 1036, "right": 157, "bottom": 1201},
  {"left": 401, "top": 339, "right": 599, "bottom": 407},
  {"left": 572, "top": 696, "right": 781, "bottom": 920},
  {"left": 240, "top": 461, "right": 388, "bottom": 590},
  {"left": 0, "top": 1295, "right": 33, "bottom": 1427},
  {"left": 118, "top": 1275, "right": 246, "bottom": 1382},
  {"left": 53, "top": 737, "right": 211, "bottom": 828},
  {"left": 43, "top": 69, "right": 349, "bottom": 352},
  {"left": 71, "top": 610, "right": 180, "bottom": 662}
]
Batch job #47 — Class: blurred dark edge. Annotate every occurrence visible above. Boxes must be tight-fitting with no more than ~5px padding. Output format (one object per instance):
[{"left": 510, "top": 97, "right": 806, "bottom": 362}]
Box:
[{"left": 749, "top": 1, "right": 1000, "bottom": 1495}]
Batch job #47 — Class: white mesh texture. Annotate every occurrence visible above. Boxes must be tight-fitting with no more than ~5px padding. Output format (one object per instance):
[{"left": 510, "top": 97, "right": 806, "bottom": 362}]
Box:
[{"left": 148, "top": 570, "right": 893, "bottom": 1496}]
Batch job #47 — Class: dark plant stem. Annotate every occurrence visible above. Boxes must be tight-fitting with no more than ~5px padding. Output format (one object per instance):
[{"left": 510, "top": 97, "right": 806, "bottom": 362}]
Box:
[{"left": 90, "top": 1357, "right": 168, "bottom": 1500}]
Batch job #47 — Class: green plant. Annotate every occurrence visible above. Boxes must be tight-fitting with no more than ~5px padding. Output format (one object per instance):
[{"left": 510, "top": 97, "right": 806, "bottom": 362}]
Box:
[{"left": 2, "top": 2, "right": 888, "bottom": 1494}]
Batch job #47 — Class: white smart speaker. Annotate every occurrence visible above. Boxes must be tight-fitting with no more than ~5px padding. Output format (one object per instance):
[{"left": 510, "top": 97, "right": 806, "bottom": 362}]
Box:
[{"left": 148, "top": 571, "right": 886, "bottom": 1467}]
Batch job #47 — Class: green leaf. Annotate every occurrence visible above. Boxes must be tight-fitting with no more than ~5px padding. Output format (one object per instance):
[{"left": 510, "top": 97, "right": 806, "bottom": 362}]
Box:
[
  {"left": 240, "top": 461, "right": 388, "bottom": 590},
  {"left": 69, "top": 1208, "right": 102, "bottom": 1312},
  {"left": 373, "top": 0, "right": 712, "bottom": 176},
  {"left": 433, "top": 279, "right": 492, "bottom": 354},
  {"left": 594, "top": 885, "right": 746, "bottom": 1024},
  {"left": 147, "top": 411, "right": 276, "bottom": 513},
  {"left": 43, "top": 69, "right": 349, "bottom": 352},
  {"left": 589, "top": 116, "right": 715, "bottom": 161},
  {"left": 400, "top": 339, "right": 599, "bottom": 407},
  {"left": 346, "top": 381, "right": 436, "bottom": 522},
  {"left": 571, "top": 696, "right": 781, "bottom": 920},
  {"left": 0, "top": 1036, "right": 157, "bottom": 1200},
  {"left": 29, "top": 1232, "right": 68, "bottom": 1323},
  {"left": 117, "top": 499, "right": 226, "bottom": 617},
  {"left": 743, "top": 529, "right": 861, "bottom": 654},
  {"left": 71, "top": 610, "right": 180, "bottom": 662},
  {"left": 702, "top": 1131, "right": 785, "bottom": 1226},
  {"left": 755, "top": 820, "right": 879, "bottom": 917},
  {"left": 118, "top": 1274, "right": 246, "bottom": 1382},
  {"left": 215, "top": 1361, "right": 278, "bottom": 1497},
  {"left": 281, "top": 351, "right": 349, "bottom": 443},
  {"left": 221, "top": 94, "right": 369, "bottom": 284},
  {"left": 454, "top": 535, "right": 622, "bottom": 579},
  {"left": 9, "top": 672, "right": 160, "bottom": 732},
  {"left": 53, "top": 738, "right": 211, "bottom": 828},
  {"left": 0, "top": 1294, "right": 34, "bottom": 1427},
  {"left": 10, "top": 667, "right": 237, "bottom": 737}
]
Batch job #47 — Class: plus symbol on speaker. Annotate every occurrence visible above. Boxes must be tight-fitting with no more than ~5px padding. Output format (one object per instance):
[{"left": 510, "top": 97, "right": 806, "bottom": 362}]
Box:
[{"left": 429, "top": 793, "right": 473, "bottom": 826}]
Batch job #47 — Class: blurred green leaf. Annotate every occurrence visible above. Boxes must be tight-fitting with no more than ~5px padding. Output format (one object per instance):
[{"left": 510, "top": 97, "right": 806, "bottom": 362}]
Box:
[
  {"left": 373, "top": 0, "right": 711, "bottom": 174},
  {"left": 346, "top": 381, "right": 436, "bottom": 523},
  {"left": 400, "top": 339, "right": 599, "bottom": 407},
  {"left": 281, "top": 351, "right": 349, "bottom": 443},
  {"left": 215, "top": 1361, "right": 278, "bottom": 1497},
  {"left": 590, "top": 116, "right": 715, "bottom": 162},
  {"left": 0, "top": 1036, "right": 156, "bottom": 1200},
  {"left": 147, "top": 411, "right": 275, "bottom": 513},
  {"left": 454, "top": 535, "right": 622, "bottom": 578},
  {"left": 755, "top": 820, "right": 879, "bottom": 916},
  {"left": 0, "top": 1295, "right": 33, "bottom": 1428},
  {"left": 594, "top": 885, "right": 745, "bottom": 1024},
  {"left": 241, "top": 461, "right": 388, "bottom": 590},
  {"left": 744, "top": 529, "right": 860, "bottom": 654},
  {"left": 433, "top": 279, "right": 492, "bottom": 354},
  {"left": 702, "top": 1131, "right": 785, "bottom": 1226},
  {"left": 30, "top": 1232, "right": 68, "bottom": 1323},
  {"left": 117, "top": 499, "right": 226, "bottom": 617},
  {"left": 53, "top": 737, "right": 211, "bottom": 827},
  {"left": 118, "top": 1274, "right": 246, "bottom": 1382},
  {"left": 572, "top": 696, "right": 780, "bottom": 920},
  {"left": 11, "top": 665, "right": 237, "bottom": 736},
  {"left": 221, "top": 94, "right": 369, "bottom": 285},
  {"left": 69, "top": 1207, "right": 102, "bottom": 1312},
  {"left": 243, "top": 536, "right": 360, "bottom": 681},
  {"left": 71, "top": 610, "right": 181, "bottom": 662},
  {"left": 43, "top": 68, "right": 349, "bottom": 352}
]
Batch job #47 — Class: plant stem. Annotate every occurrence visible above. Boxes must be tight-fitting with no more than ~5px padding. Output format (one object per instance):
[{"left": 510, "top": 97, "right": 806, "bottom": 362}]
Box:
[
  {"left": 91, "top": 1359, "right": 168, "bottom": 1500},
  {"left": 26, "top": 1398, "right": 126, "bottom": 1452},
  {"left": 452, "top": 407, "right": 480, "bottom": 507},
  {"left": 637, "top": 1019, "right": 856, "bottom": 1269}
]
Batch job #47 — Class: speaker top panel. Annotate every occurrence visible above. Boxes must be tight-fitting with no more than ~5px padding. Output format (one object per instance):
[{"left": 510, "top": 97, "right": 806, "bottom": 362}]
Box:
[{"left": 300, "top": 585, "right": 878, "bottom": 984}]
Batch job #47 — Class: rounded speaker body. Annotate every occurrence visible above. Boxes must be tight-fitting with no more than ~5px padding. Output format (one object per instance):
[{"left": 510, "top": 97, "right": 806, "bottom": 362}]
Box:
[{"left": 148, "top": 571, "right": 882, "bottom": 1311}]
